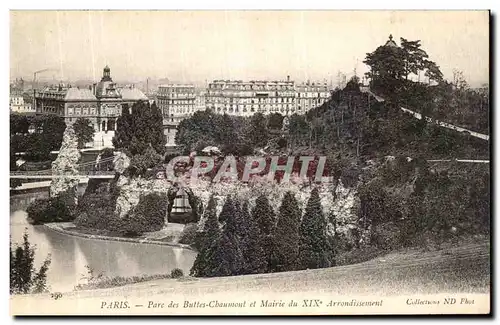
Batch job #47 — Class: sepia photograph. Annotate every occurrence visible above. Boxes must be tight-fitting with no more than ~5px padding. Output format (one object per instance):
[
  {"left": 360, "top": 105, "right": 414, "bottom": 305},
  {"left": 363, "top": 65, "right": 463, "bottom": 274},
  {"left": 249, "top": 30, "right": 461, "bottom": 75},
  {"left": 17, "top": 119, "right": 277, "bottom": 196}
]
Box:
[{"left": 8, "top": 9, "right": 491, "bottom": 316}]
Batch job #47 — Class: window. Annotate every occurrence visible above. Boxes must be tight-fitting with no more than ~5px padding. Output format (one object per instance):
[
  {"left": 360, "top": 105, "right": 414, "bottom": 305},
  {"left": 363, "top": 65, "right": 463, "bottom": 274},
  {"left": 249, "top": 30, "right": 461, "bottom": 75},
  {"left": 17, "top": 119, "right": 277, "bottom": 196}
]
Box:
[
  {"left": 68, "top": 107, "right": 73, "bottom": 115},
  {"left": 75, "top": 107, "right": 81, "bottom": 115},
  {"left": 83, "top": 107, "right": 89, "bottom": 115}
]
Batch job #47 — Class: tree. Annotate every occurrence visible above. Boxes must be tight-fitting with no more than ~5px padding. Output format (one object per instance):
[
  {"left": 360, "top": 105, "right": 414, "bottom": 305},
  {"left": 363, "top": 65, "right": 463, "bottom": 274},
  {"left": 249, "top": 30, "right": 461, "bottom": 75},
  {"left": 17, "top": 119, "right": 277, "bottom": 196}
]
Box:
[
  {"left": 129, "top": 144, "right": 164, "bottom": 176},
  {"left": 288, "top": 114, "right": 309, "bottom": 149},
  {"left": 118, "top": 193, "right": 167, "bottom": 236},
  {"left": 148, "top": 102, "right": 166, "bottom": 154},
  {"left": 400, "top": 38, "right": 429, "bottom": 81},
  {"left": 10, "top": 231, "right": 51, "bottom": 294},
  {"left": 97, "top": 148, "right": 115, "bottom": 171},
  {"left": 214, "top": 113, "right": 238, "bottom": 153},
  {"left": 246, "top": 113, "right": 269, "bottom": 148},
  {"left": 299, "top": 188, "right": 334, "bottom": 270},
  {"left": 10, "top": 114, "right": 30, "bottom": 135},
  {"left": 113, "top": 101, "right": 166, "bottom": 156},
  {"left": 113, "top": 105, "right": 133, "bottom": 150},
  {"left": 41, "top": 115, "right": 66, "bottom": 151},
  {"left": 24, "top": 134, "right": 52, "bottom": 162},
  {"left": 364, "top": 41, "right": 406, "bottom": 94},
  {"left": 190, "top": 195, "right": 221, "bottom": 277},
  {"left": 239, "top": 201, "right": 267, "bottom": 274},
  {"left": 270, "top": 191, "right": 301, "bottom": 272},
  {"left": 208, "top": 196, "right": 245, "bottom": 276},
  {"left": 175, "top": 110, "right": 218, "bottom": 153},
  {"left": 268, "top": 113, "right": 284, "bottom": 130},
  {"left": 251, "top": 194, "right": 276, "bottom": 272},
  {"left": 73, "top": 118, "right": 95, "bottom": 149}
]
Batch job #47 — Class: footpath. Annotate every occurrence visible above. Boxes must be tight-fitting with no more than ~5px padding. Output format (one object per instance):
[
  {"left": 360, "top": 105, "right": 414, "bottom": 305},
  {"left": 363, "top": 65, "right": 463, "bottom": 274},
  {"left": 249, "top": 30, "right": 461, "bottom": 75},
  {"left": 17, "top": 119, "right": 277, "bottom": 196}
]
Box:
[{"left": 44, "top": 222, "right": 193, "bottom": 250}]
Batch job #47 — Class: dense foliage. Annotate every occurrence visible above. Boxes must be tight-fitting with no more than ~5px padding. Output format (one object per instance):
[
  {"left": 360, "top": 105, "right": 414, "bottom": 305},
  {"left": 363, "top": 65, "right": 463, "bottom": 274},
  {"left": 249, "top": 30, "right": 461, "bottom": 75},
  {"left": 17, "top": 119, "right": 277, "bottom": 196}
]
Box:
[
  {"left": 190, "top": 195, "right": 222, "bottom": 277},
  {"left": 299, "top": 188, "right": 334, "bottom": 269},
  {"left": 73, "top": 118, "right": 95, "bottom": 149},
  {"left": 10, "top": 114, "right": 66, "bottom": 162},
  {"left": 26, "top": 190, "right": 76, "bottom": 225},
  {"left": 10, "top": 231, "right": 51, "bottom": 294},
  {"left": 117, "top": 193, "right": 167, "bottom": 237},
  {"left": 175, "top": 110, "right": 290, "bottom": 155},
  {"left": 74, "top": 182, "right": 118, "bottom": 230},
  {"left": 113, "top": 101, "right": 166, "bottom": 156},
  {"left": 113, "top": 101, "right": 166, "bottom": 177}
]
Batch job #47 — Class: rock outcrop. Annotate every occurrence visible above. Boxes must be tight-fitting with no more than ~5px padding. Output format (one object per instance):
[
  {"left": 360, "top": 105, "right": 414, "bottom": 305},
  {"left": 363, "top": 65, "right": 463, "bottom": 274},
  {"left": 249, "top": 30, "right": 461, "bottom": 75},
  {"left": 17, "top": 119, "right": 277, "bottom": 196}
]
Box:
[
  {"left": 111, "top": 152, "right": 362, "bottom": 246},
  {"left": 50, "top": 124, "right": 81, "bottom": 204},
  {"left": 113, "top": 151, "right": 130, "bottom": 174}
]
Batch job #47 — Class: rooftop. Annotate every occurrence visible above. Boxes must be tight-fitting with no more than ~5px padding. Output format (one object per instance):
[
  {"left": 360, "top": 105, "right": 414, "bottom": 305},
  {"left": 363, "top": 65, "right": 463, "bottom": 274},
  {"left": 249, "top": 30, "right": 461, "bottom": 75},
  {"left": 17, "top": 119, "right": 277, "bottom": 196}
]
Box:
[
  {"left": 119, "top": 87, "right": 148, "bottom": 101},
  {"left": 384, "top": 34, "right": 398, "bottom": 48},
  {"left": 65, "top": 87, "right": 97, "bottom": 101}
]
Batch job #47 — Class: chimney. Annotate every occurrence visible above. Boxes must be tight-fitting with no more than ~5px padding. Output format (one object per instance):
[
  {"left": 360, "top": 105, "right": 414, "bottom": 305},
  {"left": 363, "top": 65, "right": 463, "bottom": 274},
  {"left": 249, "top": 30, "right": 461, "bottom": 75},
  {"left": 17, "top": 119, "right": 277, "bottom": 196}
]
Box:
[
  {"left": 287, "top": 75, "right": 290, "bottom": 82},
  {"left": 92, "top": 83, "right": 96, "bottom": 96}
]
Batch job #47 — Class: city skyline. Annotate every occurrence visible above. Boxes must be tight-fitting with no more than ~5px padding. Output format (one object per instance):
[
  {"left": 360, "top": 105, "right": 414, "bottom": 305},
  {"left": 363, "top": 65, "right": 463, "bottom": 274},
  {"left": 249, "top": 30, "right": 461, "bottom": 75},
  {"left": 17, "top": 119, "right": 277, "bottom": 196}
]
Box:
[{"left": 10, "top": 11, "right": 489, "bottom": 87}]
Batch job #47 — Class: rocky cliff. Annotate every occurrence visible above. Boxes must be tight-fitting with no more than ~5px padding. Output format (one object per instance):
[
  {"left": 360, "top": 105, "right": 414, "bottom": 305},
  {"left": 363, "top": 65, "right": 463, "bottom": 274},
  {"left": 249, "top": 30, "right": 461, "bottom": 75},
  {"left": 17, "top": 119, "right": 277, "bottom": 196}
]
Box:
[
  {"left": 50, "top": 124, "right": 81, "bottom": 204},
  {"left": 111, "top": 152, "right": 361, "bottom": 244}
]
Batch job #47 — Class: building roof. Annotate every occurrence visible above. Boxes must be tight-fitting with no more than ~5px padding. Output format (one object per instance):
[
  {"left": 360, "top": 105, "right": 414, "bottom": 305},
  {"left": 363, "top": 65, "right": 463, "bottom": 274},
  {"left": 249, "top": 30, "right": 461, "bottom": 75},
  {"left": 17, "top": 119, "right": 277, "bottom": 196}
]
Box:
[
  {"left": 119, "top": 87, "right": 148, "bottom": 101},
  {"left": 64, "top": 87, "right": 98, "bottom": 101}
]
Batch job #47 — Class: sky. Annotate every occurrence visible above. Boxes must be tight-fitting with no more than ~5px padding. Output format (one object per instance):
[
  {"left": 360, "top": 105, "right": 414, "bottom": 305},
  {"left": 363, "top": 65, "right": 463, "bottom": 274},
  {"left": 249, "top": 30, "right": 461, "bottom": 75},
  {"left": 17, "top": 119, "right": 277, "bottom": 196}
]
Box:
[{"left": 9, "top": 10, "right": 490, "bottom": 87}]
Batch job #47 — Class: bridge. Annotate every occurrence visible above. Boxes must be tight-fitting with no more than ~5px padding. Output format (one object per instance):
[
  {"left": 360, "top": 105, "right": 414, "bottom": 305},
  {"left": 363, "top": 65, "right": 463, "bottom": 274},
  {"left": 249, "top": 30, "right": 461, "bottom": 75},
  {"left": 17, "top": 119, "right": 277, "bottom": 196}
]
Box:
[{"left": 10, "top": 156, "right": 116, "bottom": 179}]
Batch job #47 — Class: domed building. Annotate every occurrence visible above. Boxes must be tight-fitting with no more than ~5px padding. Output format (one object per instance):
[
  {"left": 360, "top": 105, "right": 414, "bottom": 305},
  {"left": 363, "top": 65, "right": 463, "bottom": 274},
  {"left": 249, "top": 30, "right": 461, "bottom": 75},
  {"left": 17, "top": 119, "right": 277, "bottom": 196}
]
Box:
[{"left": 34, "top": 66, "right": 148, "bottom": 148}]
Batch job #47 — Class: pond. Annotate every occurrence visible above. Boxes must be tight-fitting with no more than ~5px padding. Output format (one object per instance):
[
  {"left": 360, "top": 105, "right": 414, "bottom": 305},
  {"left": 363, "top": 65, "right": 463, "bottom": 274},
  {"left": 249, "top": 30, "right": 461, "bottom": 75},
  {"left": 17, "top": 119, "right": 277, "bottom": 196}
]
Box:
[{"left": 10, "top": 186, "right": 197, "bottom": 293}]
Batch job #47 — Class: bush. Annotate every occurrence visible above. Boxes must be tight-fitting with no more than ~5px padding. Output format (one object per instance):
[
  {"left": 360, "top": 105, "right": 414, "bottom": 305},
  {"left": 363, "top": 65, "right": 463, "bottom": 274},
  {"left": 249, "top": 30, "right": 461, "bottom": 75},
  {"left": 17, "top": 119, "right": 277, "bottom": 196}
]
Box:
[
  {"left": 170, "top": 268, "right": 184, "bottom": 279},
  {"left": 27, "top": 195, "right": 75, "bottom": 225},
  {"left": 178, "top": 223, "right": 200, "bottom": 248},
  {"left": 74, "top": 188, "right": 118, "bottom": 230},
  {"left": 116, "top": 193, "right": 167, "bottom": 236},
  {"left": 10, "top": 230, "right": 51, "bottom": 294}
]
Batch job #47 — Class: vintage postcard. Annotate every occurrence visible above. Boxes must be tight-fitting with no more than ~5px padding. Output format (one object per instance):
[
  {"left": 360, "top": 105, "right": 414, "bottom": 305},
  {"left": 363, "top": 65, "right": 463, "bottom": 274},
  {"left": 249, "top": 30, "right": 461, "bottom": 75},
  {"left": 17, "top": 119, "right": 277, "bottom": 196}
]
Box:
[{"left": 9, "top": 10, "right": 490, "bottom": 316}]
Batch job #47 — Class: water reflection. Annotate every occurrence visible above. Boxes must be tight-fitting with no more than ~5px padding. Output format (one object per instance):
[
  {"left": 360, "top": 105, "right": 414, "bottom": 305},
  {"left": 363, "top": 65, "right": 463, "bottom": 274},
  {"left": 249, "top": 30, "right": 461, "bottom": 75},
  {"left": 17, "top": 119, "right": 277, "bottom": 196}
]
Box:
[{"left": 10, "top": 189, "right": 197, "bottom": 292}]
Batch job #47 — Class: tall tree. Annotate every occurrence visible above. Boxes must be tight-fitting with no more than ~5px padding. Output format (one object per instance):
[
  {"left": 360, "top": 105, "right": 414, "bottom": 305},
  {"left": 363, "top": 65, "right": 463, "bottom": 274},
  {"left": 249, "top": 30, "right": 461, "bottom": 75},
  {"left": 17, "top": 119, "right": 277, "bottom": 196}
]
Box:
[
  {"left": 364, "top": 42, "right": 406, "bottom": 94},
  {"left": 214, "top": 113, "right": 237, "bottom": 153},
  {"left": 400, "top": 38, "right": 429, "bottom": 81},
  {"left": 251, "top": 194, "right": 276, "bottom": 272},
  {"left": 240, "top": 201, "right": 267, "bottom": 274},
  {"left": 299, "top": 188, "right": 334, "bottom": 270},
  {"left": 73, "top": 118, "right": 95, "bottom": 149},
  {"left": 113, "top": 101, "right": 166, "bottom": 156},
  {"left": 207, "top": 196, "right": 245, "bottom": 277},
  {"left": 41, "top": 115, "right": 66, "bottom": 151},
  {"left": 270, "top": 191, "right": 301, "bottom": 272},
  {"left": 149, "top": 102, "right": 166, "bottom": 154},
  {"left": 190, "top": 195, "right": 221, "bottom": 277},
  {"left": 113, "top": 105, "right": 133, "bottom": 150}
]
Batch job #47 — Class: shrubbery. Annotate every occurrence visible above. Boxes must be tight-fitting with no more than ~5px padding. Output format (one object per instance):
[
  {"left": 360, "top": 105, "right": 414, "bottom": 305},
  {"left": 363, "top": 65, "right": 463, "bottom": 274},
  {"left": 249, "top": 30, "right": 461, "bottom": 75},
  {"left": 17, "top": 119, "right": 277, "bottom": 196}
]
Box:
[
  {"left": 117, "top": 193, "right": 167, "bottom": 237},
  {"left": 27, "top": 194, "right": 75, "bottom": 225},
  {"left": 170, "top": 268, "right": 184, "bottom": 278},
  {"left": 74, "top": 192, "right": 119, "bottom": 230}
]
